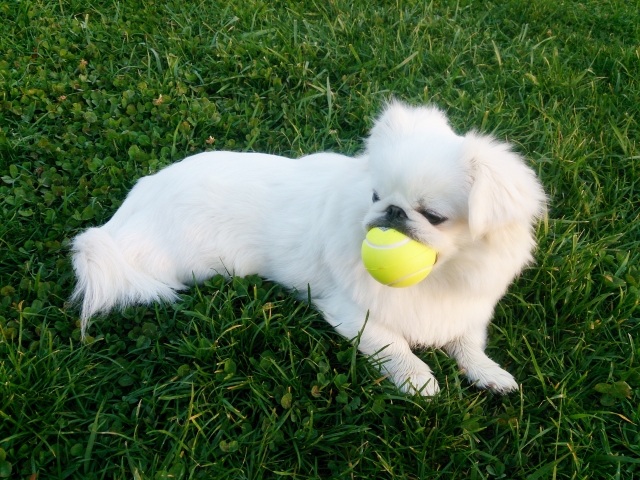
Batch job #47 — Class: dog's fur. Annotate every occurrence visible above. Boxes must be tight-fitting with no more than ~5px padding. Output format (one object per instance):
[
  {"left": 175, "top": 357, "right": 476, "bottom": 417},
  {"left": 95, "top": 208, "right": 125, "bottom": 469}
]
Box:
[{"left": 71, "top": 102, "right": 545, "bottom": 395}]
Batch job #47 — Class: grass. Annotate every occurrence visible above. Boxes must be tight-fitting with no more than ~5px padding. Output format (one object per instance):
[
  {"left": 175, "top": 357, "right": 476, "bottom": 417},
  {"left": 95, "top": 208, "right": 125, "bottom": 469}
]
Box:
[{"left": 0, "top": 0, "right": 639, "bottom": 478}]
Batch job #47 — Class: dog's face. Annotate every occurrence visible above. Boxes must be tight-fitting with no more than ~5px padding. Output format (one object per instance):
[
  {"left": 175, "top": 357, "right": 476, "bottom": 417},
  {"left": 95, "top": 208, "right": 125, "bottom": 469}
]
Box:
[
  {"left": 362, "top": 102, "right": 546, "bottom": 270},
  {"left": 362, "top": 130, "right": 471, "bottom": 265}
]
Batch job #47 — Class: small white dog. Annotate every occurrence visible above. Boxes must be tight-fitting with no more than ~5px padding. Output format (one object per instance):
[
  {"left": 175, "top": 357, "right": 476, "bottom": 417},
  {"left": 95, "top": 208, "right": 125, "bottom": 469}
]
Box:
[{"left": 71, "top": 101, "right": 545, "bottom": 396}]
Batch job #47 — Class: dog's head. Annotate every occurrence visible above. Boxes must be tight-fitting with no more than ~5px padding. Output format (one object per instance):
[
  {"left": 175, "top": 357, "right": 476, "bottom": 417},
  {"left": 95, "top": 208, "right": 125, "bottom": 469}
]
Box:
[{"left": 363, "top": 101, "right": 546, "bottom": 269}]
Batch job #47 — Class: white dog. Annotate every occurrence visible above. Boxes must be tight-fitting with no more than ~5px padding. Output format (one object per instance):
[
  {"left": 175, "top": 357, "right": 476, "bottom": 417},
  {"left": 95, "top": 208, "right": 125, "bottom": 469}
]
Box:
[{"left": 71, "top": 101, "right": 545, "bottom": 395}]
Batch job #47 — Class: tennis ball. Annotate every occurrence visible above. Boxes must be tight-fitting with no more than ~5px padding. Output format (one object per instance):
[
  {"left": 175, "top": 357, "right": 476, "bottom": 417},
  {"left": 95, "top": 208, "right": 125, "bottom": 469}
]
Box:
[{"left": 361, "top": 227, "right": 437, "bottom": 287}]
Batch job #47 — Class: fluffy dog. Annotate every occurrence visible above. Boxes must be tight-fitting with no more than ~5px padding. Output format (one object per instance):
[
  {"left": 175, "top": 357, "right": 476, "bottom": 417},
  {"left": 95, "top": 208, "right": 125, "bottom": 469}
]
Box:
[{"left": 71, "top": 101, "right": 545, "bottom": 395}]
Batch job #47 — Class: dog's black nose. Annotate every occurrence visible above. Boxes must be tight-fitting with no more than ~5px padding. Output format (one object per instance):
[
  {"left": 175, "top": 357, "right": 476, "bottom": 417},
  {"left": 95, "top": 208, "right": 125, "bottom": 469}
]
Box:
[{"left": 385, "top": 205, "right": 408, "bottom": 221}]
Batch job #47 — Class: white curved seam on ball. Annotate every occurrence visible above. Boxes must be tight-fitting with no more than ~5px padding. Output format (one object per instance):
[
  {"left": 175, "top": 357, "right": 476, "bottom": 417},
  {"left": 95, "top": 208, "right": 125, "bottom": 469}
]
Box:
[
  {"left": 364, "top": 237, "right": 411, "bottom": 249},
  {"left": 387, "top": 265, "right": 434, "bottom": 286}
]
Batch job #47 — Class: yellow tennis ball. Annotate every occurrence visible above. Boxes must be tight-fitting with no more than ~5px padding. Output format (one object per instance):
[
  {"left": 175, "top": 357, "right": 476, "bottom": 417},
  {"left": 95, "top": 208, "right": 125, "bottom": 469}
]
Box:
[{"left": 361, "top": 228, "right": 437, "bottom": 287}]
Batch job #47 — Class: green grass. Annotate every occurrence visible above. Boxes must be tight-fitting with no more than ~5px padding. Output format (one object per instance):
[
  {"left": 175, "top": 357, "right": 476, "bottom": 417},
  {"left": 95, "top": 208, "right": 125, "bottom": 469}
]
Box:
[{"left": 1, "top": 0, "right": 639, "bottom": 478}]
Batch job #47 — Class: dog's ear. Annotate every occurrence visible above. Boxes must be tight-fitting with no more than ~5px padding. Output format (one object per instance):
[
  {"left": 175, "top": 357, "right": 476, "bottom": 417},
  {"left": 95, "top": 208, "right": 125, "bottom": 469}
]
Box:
[{"left": 463, "top": 133, "right": 546, "bottom": 240}]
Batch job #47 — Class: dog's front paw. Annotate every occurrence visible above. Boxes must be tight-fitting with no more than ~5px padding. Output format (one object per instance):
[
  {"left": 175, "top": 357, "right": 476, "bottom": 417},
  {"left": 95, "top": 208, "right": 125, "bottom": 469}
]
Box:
[
  {"left": 399, "top": 370, "right": 440, "bottom": 397},
  {"left": 469, "top": 365, "right": 519, "bottom": 394}
]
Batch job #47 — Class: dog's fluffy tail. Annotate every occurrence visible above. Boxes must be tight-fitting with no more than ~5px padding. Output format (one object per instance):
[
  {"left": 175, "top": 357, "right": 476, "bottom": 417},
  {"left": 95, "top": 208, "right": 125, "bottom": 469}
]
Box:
[{"left": 71, "top": 228, "right": 178, "bottom": 337}]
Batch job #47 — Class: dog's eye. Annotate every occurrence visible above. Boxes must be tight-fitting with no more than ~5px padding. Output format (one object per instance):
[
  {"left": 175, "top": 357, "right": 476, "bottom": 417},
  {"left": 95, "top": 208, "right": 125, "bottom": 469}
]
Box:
[
  {"left": 421, "top": 210, "right": 447, "bottom": 226},
  {"left": 372, "top": 191, "right": 380, "bottom": 203}
]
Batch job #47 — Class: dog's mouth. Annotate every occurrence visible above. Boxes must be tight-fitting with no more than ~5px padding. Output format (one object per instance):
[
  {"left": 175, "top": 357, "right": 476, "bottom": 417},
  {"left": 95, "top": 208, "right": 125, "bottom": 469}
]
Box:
[{"left": 365, "top": 219, "right": 422, "bottom": 245}]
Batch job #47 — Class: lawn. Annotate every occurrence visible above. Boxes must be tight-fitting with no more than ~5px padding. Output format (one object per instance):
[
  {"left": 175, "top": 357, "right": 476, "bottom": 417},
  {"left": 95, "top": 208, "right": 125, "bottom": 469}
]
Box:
[{"left": 1, "top": 0, "right": 639, "bottom": 478}]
